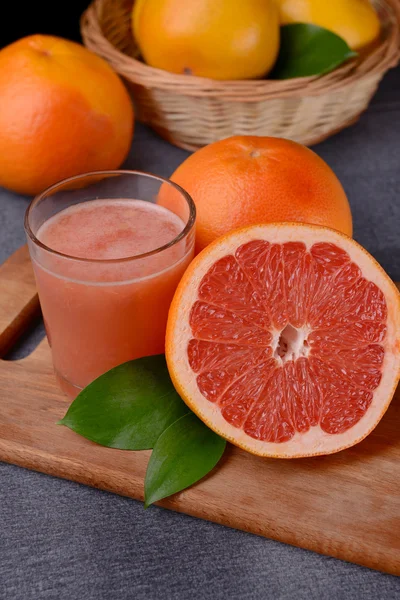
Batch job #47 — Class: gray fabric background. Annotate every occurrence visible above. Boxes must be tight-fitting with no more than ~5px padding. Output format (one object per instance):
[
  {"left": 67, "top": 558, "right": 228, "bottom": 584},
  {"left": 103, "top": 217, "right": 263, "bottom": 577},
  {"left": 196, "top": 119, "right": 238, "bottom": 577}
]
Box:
[{"left": 0, "top": 67, "right": 399, "bottom": 599}]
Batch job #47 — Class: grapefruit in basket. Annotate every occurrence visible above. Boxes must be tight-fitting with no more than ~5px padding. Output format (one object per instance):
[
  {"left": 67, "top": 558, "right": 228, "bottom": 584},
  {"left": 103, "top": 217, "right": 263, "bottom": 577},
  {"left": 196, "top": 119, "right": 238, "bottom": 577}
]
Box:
[
  {"left": 277, "top": 0, "right": 380, "bottom": 51},
  {"left": 133, "top": 0, "right": 280, "bottom": 80},
  {"left": 168, "top": 136, "right": 353, "bottom": 253},
  {"left": 166, "top": 223, "right": 400, "bottom": 458}
]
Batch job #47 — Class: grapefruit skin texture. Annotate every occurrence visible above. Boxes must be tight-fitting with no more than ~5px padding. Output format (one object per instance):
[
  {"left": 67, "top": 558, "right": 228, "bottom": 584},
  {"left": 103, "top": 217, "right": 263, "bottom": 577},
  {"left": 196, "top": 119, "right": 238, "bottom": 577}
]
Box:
[
  {"left": 132, "top": 0, "right": 280, "bottom": 80},
  {"left": 0, "top": 35, "right": 134, "bottom": 196},
  {"left": 166, "top": 223, "right": 400, "bottom": 458},
  {"left": 169, "top": 136, "right": 353, "bottom": 253}
]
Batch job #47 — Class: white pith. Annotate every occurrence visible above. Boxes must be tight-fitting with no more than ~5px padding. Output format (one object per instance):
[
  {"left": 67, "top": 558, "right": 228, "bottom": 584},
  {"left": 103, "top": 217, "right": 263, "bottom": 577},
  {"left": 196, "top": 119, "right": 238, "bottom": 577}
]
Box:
[
  {"left": 167, "top": 224, "right": 400, "bottom": 457},
  {"left": 272, "top": 324, "right": 311, "bottom": 364}
]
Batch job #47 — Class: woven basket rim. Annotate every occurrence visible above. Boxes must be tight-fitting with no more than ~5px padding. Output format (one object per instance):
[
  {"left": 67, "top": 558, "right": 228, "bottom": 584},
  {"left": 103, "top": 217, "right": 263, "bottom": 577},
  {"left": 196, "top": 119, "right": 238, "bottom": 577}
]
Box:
[{"left": 81, "top": 0, "right": 400, "bottom": 99}]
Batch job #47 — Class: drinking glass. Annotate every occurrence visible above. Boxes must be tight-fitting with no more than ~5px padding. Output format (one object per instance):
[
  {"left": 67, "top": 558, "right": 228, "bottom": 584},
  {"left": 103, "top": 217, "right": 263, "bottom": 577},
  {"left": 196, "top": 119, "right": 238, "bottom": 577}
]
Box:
[{"left": 25, "top": 170, "right": 196, "bottom": 398}]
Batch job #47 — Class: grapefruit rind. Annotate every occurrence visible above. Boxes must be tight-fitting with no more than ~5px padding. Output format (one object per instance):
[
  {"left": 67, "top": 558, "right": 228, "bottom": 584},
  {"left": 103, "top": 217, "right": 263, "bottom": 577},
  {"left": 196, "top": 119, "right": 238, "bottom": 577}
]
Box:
[{"left": 166, "top": 223, "right": 400, "bottom": 458}]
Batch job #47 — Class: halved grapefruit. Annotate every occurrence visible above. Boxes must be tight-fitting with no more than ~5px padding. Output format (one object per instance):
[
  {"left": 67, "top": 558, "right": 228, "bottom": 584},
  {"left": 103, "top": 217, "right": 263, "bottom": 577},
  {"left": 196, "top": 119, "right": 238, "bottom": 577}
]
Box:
[{"left": 166, "top": 223, "right": 400, "bottom": 458}]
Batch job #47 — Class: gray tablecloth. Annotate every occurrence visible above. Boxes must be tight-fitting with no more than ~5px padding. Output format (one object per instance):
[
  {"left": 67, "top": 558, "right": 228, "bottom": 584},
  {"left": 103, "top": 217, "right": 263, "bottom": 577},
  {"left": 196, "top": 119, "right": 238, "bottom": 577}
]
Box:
[{"left": 1, "top": 67, "right": 399, "bottom": 599}]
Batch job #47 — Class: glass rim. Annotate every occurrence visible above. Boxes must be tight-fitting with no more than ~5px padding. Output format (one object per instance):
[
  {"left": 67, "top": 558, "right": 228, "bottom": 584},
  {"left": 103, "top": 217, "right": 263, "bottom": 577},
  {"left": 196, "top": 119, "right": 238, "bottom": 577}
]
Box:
[{"left": 24, "top": 169, "right": 196, "bottom": 264}]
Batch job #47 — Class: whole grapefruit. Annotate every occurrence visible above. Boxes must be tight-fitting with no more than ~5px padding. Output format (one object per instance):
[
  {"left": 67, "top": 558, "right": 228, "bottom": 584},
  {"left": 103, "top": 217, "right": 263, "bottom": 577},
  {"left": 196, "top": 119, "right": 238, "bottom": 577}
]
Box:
[
  {"left": 0, "top": 35, "right": 134, "bottom": 196},
  {"left": 132, "top": 0, "right": 280, "bottom": 80},
  {"left": 168, "top": 136, "right": 353, "bottom": 253}
]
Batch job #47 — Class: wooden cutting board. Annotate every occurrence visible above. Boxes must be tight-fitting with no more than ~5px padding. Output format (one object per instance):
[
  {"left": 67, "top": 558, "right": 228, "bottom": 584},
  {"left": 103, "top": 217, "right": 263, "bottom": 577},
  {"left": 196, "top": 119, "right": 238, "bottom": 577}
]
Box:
[{"left": 1, "top": 246, "right": 399, "bottom": 576}]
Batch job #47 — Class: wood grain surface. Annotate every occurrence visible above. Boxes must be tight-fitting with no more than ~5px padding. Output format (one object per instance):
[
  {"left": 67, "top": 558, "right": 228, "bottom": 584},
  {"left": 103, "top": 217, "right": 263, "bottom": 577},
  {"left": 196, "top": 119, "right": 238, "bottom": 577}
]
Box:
[{"left": 0, "top": 245, "right": 399, "bottom": 575}]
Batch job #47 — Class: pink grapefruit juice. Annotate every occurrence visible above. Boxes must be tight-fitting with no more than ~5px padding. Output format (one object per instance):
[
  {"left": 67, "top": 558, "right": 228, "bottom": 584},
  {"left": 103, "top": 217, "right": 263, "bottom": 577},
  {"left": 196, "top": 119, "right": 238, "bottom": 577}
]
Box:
[{"left": 33, "top": 199, "right": 194, "bottom": 397}]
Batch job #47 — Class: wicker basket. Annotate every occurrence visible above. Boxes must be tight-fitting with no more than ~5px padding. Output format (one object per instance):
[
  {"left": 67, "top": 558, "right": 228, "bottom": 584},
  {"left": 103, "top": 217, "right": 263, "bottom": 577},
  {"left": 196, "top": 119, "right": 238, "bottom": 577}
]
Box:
[{"left": 81, "top": 0, "right": 400, "bottom": 151}]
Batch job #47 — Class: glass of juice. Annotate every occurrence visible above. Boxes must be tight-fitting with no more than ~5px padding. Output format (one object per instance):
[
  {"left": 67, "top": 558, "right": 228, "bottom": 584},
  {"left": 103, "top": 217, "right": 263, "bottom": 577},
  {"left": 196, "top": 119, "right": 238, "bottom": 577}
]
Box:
[{"left": 25, "top": 170, "right": 196, "bottom": 399}]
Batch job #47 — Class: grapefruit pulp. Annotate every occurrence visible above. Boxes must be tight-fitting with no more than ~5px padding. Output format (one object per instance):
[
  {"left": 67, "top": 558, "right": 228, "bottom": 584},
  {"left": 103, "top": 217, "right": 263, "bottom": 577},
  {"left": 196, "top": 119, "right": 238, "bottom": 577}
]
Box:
[{"left": 166, "top": 224, "right": 400, "bottom": 458}]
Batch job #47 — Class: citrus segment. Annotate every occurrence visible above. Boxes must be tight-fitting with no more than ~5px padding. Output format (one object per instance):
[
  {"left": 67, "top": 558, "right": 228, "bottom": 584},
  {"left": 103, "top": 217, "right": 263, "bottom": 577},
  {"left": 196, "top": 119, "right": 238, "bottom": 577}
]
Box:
[{"left": 166, "top": 224, "right": 400, "bottom": 457}]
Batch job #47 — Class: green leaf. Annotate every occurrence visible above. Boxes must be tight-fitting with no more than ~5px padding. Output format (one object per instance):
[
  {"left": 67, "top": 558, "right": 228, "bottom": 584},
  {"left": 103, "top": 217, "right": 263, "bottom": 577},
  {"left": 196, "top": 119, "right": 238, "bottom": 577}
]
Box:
[
  {"left": 144, "top": 412, "right": 226, "bottom": 507},
  {"left": 272, "top": 23, "right": 357, "bottom": 79},
  {"left": 59, "top": 355, "right": 190, "bottom": 450}
]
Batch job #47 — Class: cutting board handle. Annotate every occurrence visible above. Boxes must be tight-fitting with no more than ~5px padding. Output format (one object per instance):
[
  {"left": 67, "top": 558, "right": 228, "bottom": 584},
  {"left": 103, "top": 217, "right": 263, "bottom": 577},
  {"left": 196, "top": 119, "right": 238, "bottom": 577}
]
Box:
[{"left": 0, "top": 245, "right": 40, "bottom": 357}]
